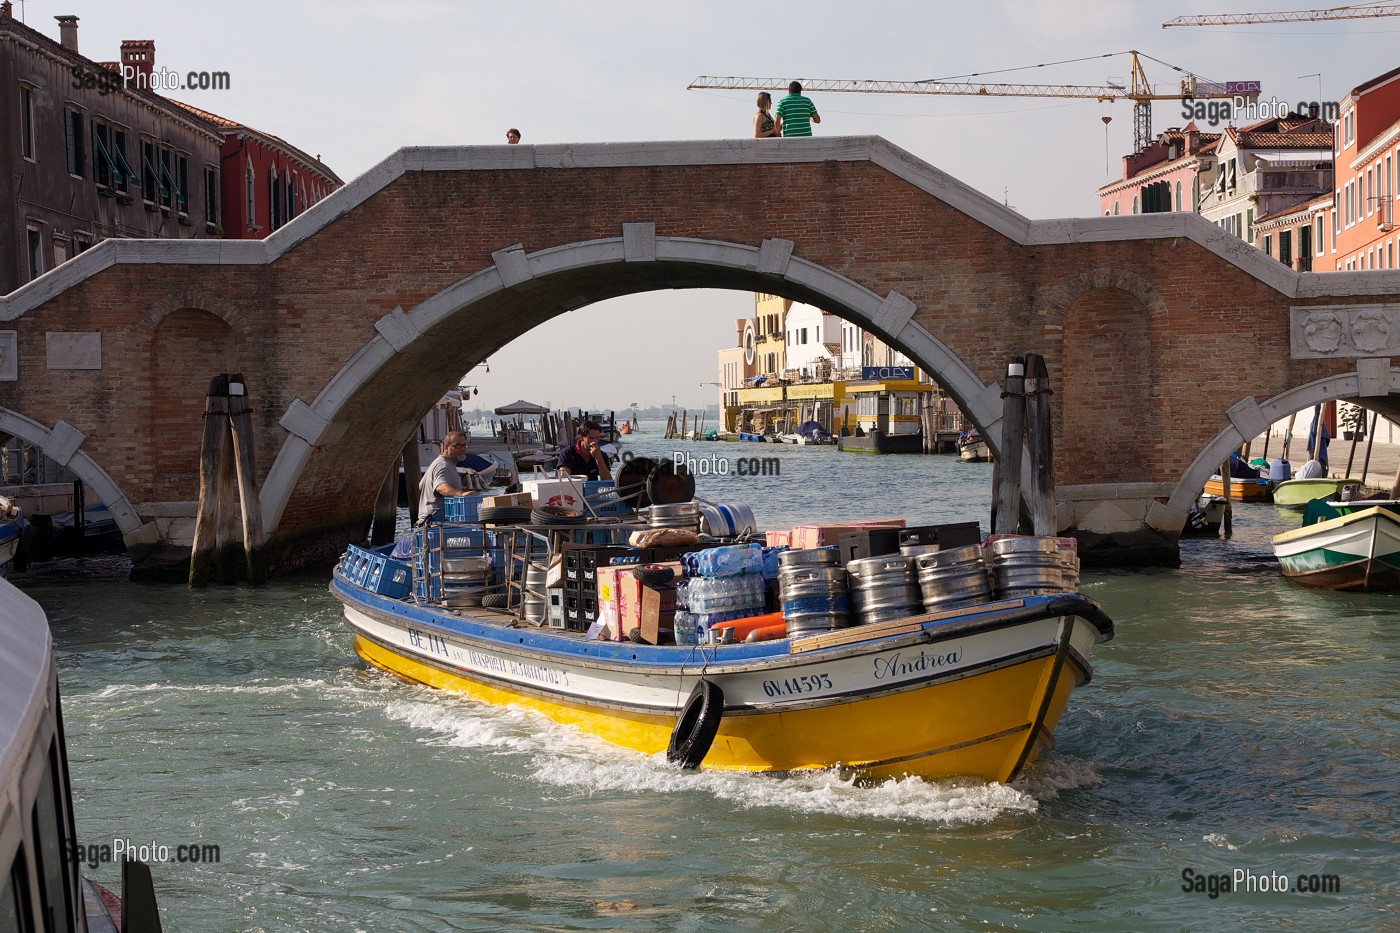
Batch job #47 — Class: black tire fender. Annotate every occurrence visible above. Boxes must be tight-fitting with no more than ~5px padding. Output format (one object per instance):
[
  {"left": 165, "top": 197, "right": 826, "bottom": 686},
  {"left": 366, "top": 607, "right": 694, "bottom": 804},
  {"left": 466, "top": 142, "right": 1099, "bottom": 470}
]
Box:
[{"left": 666, "top": 679, "right": 724, "bottom": 769}]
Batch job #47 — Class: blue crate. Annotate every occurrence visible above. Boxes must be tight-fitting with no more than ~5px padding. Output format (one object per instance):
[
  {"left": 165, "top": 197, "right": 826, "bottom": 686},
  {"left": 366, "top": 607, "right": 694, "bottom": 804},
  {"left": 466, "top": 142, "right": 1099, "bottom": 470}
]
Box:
[
  {"left": 415, "top": 525, "right": 488, "bottom": 552},
  {"left": 365, "top": 553, "right": 412, "bottom": 599},
  {"left": 442, "top": 495, "right": 483, "bottom": 523},
  {"left": 339, "top": 545, "right": 373, "bottom": 586}
]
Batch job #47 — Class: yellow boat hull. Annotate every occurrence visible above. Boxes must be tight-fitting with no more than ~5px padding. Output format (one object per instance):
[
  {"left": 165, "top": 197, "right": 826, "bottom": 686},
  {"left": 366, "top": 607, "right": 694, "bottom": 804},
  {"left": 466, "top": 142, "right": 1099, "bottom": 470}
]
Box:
[{"left": 353, "top": 626, "right": 1088, "bottom": 784}]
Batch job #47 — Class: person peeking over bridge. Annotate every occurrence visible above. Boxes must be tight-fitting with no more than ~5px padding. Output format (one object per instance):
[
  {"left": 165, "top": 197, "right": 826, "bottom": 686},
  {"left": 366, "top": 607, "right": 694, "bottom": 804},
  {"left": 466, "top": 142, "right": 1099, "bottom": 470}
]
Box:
[
  {"left": 418, "top": 431, "right": 483, "bottom": 520},
  {"left": 557, "top": 420, "right": 613, "bottom": 482},
  {"left": 506, "top": 128, "right": 521, "bottom": 144},
  {"left": 776, "top": 81, "right": 820, "bottom": 137}
]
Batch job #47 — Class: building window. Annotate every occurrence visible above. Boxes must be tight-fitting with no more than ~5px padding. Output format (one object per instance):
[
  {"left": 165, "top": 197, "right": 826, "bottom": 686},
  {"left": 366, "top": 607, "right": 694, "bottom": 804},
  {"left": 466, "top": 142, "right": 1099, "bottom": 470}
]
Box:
[
  {"left": 53, "top": 236, "right": 68, "bottom": 267},
  {"left": 1279, "top": 230, "right": 1292, "bottom": 267},
  {"left": 269, "top": 168, "right": 281, "bottom": 230},
  {"left": 92, "top": 120, "right": 114, "bottom": 188},
  {"left": 245, "top": 161, "right": 255, "bottom": 228},
  {"left": 1331, "top": 209, "right": 1338, "bottom": 251},
  {"left": 27, "top": 225, "right": 44, "bottom": 281},
  {"left": 205, "top": 165, "right": 218, "bottom": 224},
  {"left": 1263, "top": 234, "right": 1272, "bottom": 257},
  {"left": 1132, "top": 196, "right": 1139, "bottom": 214},
  {"left": 1245, "top": 208, "right": 1253, "bottom": 241},
  {"left": 74, "top": 232, "right": 91, "bottom": 253},
  {"left": 1315, "top": 215, "right": 1325, "bottom": 256},
  {"left": 64, "top": 106, "right": 85, "bottom": 177},
  {"left": 1113, "top": 202, "right": 1119, "bottom": 215},
  {"left": 172, "top": 153, "right": 188, "bottom": 213},
  {"left": 1176, "top": 181, "right": 1182, "bottom": 211},
  {"left": 19, "top": 84, "right": 36, "bottom": 160},
  {"left": 140, "top": 138, "right": 159, "bottom": 203},
  {"left": 1346, "top": 183, "right": 1355, "bottom": 226},
  {"left": 111, "top": 128, "right": 133, "bottom": 193},
  {"left": 158, "top": 146, "right": 174, "bottom": 209}
]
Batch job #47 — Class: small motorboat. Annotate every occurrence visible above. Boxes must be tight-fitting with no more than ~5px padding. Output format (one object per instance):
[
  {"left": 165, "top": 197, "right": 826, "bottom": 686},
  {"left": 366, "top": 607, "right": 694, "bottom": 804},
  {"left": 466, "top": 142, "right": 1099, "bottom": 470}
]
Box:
[
  {"left": 1203, "top": 474, "right": 1273, "bottom": 502},
  {"left": 1272, "top": 477, "right": 1361, "bottom": 510},
  {"left": 1273, "top": 499, "right": 1400, "bottom": 590},
  {"left": 957, "top": 430, "right": 991, "bottom": 463},
  {"left": 1181, "top": 494, "right": 1227, "bottom": 536},
  {"left": 738, "top": 432, "right": 767, "bottom": 442}
]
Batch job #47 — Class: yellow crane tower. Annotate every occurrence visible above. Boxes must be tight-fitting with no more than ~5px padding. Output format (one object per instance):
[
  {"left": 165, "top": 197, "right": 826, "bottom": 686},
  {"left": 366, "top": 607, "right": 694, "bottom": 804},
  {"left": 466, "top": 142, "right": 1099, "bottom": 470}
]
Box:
[
  {"left": 1163, "top": 3, "right": 1400, "bottom": 27},
  {"left": 688, "top": 51, "right": 1258, "bottom": 154}
]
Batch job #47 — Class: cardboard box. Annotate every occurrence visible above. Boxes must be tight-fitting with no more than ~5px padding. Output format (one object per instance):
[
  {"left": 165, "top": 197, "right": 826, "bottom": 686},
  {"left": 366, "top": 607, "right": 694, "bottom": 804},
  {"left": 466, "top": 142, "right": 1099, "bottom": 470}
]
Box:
[
  {"left": 639, "top": 585, "right": 678, "bottom": 645},
  {"left": 765, "top": 529, "right": 793, "bottom": 548},
  {"left": 521, "top": 478, "right": 587, "bottom": 510},
  {"left": 596, "top": 562, "right": 682, "bottom": 640},
  {"left": 482, "top": 492, "right": 532, "bottom": 509}
]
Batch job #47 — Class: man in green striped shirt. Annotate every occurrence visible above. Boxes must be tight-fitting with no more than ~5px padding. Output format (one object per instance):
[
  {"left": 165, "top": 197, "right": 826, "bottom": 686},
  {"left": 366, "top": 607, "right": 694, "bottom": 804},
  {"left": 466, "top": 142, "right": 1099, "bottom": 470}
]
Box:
[{"left": 776, "top": 81, "right": 821, "bottom": 137}]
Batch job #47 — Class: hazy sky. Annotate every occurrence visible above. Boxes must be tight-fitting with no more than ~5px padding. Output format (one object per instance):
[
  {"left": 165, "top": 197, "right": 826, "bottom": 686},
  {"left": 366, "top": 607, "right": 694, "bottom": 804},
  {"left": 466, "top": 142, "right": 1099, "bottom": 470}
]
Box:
[{"left": 27, "top": 1, "right": 1400, "bottom": 411}]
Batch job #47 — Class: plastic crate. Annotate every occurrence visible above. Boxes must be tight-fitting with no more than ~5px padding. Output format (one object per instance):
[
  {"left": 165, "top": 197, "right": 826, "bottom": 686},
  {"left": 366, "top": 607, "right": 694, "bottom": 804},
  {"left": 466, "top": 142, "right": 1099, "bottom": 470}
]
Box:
[
  {"left": 339, "top": 545, "right": 373, "bottom": 586},
  {"left": 365, "top": 553, "right": 412, "bottom": 598},
  {"left": 442, "top": 495, "right": 483, "bottom": 523}
]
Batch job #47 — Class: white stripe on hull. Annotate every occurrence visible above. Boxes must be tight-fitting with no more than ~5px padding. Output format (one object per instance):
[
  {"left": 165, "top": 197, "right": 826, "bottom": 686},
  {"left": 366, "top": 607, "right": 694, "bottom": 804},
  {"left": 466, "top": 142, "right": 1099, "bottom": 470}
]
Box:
[{"left": 343, "top": 602, "right": 1094, "bottom": 717}]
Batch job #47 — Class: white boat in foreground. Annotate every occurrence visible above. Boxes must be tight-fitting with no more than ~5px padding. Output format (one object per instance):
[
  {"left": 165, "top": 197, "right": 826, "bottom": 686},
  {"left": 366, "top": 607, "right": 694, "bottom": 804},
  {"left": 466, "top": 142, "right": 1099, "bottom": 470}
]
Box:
[{"left": 1272, "top": 500, "right": 1400, "bottom": 590}]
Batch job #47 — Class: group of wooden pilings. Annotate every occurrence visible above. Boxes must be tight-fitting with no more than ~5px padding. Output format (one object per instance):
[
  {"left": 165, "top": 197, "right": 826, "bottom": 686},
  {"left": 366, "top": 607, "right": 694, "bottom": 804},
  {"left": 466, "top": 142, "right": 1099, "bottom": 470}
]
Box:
[
  {"left": 189, "top": 374, "right": 266, "bottom": 587},
  {"left": 665, "top": 410, "right": 702, "bottom": 439},
  {"left": 990, "top": 354, "right": 1056, "bottom": 536}
]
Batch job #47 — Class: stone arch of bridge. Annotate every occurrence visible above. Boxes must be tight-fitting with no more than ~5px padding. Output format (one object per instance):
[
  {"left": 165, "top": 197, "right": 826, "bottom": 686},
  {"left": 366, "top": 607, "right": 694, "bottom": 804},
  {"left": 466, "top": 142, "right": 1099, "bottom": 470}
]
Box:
[
  {"left": 257, "top": 235, "right": 1005, "bottom": 541},
  {"left": 0, "top": 408, "right": 142, "bottom": 537},
  {"left": 1166, "top": 368, "right": 1400, "bottom": 521}
]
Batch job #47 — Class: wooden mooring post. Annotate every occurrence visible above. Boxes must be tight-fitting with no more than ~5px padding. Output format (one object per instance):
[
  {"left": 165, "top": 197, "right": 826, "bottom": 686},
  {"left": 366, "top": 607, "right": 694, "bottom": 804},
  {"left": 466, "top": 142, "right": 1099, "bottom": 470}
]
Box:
[
  {"left": 992, "top": 357, "right": 1026, "bottom": 535},
  {"left": 1024, "top": 354, "right": 1056, "bottom": 535},
  {"left": 190, "top": 375, "right": 229, "bottom": 587},
  {"left": 191, "top": 374, "right": 270, "bottom": 586}
]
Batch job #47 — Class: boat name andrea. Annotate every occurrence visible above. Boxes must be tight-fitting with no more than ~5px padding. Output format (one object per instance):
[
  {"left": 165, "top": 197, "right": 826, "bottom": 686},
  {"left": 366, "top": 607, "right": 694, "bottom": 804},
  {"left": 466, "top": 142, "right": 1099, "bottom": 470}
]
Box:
[{"left": 872, "top": 647, "right": 962, "bottom": 681}]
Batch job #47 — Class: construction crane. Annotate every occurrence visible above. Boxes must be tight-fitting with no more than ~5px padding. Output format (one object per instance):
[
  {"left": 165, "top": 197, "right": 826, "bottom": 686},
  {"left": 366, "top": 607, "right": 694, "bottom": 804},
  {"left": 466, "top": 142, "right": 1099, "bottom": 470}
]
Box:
[
  {"left": 689, "top": 51, "right": 1258, "bottom": 153},
  {"left": 1164, "top": 3, "right": 1400, "bottom": 27}
]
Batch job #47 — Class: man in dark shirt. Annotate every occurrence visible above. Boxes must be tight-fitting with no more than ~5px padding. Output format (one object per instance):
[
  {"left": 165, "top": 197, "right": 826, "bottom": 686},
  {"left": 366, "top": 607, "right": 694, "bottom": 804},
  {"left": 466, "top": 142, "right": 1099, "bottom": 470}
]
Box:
[{"left": 557, "top": 419, "right": 613, "bottom": 481}]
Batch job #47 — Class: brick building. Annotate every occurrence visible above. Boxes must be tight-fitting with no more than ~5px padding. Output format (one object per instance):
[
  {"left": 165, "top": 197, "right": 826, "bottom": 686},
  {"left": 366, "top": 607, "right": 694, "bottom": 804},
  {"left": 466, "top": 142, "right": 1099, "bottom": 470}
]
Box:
[
  {"left": 1, "top": 8, "right": 222, "bottom": 293},
  {"left": 1325, "top": 65, "right": 1400, "bottom": 271}
]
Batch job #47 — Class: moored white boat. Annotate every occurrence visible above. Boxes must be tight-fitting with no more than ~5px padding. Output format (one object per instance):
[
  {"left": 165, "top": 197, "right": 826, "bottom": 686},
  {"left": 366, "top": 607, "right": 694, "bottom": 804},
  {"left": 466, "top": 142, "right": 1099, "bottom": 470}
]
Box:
[
  {"left": 331, "top": 533, "right": 1114, "bottom": 783},
  {"left": 1272, "top": 501, "right": 1400, "bottom": 590},
  {"left": 0, "top": 495, "right": 25, "bottom": 575}
]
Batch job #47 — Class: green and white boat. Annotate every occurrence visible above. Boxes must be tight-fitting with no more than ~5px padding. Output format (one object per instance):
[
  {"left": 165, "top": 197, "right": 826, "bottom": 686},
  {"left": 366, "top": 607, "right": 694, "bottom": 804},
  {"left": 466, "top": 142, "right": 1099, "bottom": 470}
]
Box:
[
  {"left": 1272, "top": 500, "right": 1400, "bottom": 590},
  {"left": 1271, "top": 477, "right": 1362, "bottom": 510}
]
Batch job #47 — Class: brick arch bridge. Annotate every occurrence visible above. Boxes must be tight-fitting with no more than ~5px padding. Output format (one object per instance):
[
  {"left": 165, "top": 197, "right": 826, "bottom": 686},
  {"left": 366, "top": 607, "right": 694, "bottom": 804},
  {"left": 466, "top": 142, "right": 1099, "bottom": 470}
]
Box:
[{"left": 2, "top": 136, "right": 1399, "bottom": 575}]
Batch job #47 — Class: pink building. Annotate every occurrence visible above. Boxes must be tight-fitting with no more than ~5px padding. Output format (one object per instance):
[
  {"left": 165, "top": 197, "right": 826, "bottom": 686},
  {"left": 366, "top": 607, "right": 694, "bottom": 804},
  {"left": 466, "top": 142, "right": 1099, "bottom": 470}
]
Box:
[{"left": 1097, "top": 124, "right": 1220, "bottom": 216}]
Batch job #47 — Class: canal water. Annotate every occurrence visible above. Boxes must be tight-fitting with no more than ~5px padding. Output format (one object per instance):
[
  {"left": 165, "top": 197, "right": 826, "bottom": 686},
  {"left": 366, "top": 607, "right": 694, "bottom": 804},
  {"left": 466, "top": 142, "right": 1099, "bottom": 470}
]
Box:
[{"left": 19, "top": 427, "right": 1399, "bottom": 931}]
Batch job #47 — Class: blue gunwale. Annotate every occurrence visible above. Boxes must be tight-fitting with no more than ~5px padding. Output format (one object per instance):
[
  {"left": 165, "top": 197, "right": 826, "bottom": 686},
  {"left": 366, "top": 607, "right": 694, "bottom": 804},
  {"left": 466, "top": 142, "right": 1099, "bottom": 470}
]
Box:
[{"left": 331, "top": 573, "right": 1111, "bottom": 673}]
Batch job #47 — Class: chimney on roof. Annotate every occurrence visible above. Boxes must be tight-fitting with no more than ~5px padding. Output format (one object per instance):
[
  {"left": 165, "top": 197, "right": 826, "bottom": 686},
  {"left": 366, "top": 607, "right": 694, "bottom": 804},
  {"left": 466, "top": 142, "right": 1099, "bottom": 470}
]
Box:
[
  {"left": 2, "top": 3, "right": 13, "bottom": 22},
  {"left": 55, "top": 15, "right": 79, "bottom": 52},
  {"left": 120, "top": 39, "right": 155, "bottom": 89}
]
